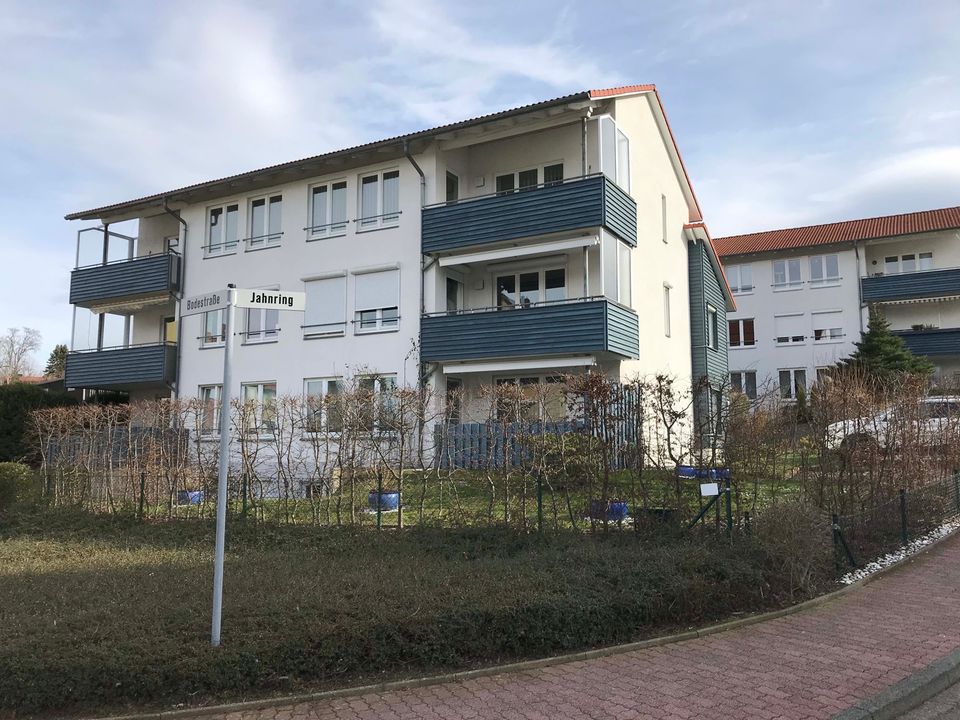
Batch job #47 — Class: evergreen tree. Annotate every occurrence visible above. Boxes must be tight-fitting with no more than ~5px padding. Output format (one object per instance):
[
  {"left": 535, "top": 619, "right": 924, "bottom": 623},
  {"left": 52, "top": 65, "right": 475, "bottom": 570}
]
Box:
[
  {"left": 838, "top": 307, "right": 934, "bottom": 378},
  {"left": 44, "top": 344, "right": 68, "bottom": 378}
]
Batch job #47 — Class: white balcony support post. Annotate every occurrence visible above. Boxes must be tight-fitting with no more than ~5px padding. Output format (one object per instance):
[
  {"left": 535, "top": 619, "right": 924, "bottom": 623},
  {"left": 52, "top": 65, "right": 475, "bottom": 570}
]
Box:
[
  {"left": 599, "top": 233, "right": 606, "bottom": 298},
  {"left": 582, "top": 246, "right": 589, "bottom": 298}
]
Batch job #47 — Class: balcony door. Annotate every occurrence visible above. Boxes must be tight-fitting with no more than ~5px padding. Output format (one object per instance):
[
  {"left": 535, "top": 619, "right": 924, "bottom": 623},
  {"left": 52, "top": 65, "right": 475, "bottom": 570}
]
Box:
[{"left": 495, "top": 268, "right": 566, "bottom": 309}]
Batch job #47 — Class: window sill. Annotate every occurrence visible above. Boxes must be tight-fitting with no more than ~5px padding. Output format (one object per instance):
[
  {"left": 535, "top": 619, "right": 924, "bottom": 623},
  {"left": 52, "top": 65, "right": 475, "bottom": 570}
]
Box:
[
  {"left": 242, "top": 338, "right": 280, "bottom": 346},
  {"left": 732, "top": 290, "right": 754, "bottom": 297},
  {"left": 775, "top": 343, "right": 806, "bottom": 347},
  {"left": 355, "top": 327, "right": 400, "bottom": 336},
  {"left": 356, "top": 223, "right": 399, "bottom": 234},
  {"left": 813, "top": 340, "right": 846, "bottom": 345},
  {"left": 729, "top": 345, "right": 757, "bottom": 350},
  {"left": 303, "top": 331, "right": 346, "bottom": 340},
  {"left": 809, "top": 282, "right": 842, "bottom": 289},
  {"left": 200, "top": 344, "right": 225, "bottom": 350},
  {"left": 307, "top": 232, "right": 348, "bottom": 243},
  {"left": 245, "top": 243, "right": 282, "bottom": 253},
  {"left": 203, "top": 250, "right": 238, "bottom": 259},
  {"left": 772, "top": 285, "right": 804, "bottom": 292}
]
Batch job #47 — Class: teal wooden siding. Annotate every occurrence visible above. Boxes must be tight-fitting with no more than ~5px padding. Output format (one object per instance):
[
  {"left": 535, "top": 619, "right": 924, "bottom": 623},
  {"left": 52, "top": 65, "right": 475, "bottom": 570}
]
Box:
[
  {"left": 420, "top": 299, "right": 639, "bottom": 362},
  {"left": 70, "top": 253, "right": 181, "bottom": 308},
  {"left": 862, "top": 268, "right": 960, "bottom": 303},
  {"left": 421, "top": 175, "right": 637, "bottom": 254},
  {"left": 65, "top": 343, "right": 177, "bottom": 390},
  {"left": 688, "top": 241, "right": 729, "bottom": 439},
  {"left": 894, "top": 328, "right": 960, "bottom": 357}
]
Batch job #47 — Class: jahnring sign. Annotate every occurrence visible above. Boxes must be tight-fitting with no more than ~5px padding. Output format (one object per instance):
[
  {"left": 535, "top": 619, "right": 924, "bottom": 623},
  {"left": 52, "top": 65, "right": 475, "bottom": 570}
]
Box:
[{"left": 181, "top": 286, "right": 305, "bottom": 647}]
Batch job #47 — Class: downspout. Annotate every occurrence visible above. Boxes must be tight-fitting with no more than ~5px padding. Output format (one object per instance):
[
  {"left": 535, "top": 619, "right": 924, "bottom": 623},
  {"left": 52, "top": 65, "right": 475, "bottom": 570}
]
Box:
[
  {"left": 163, "top": 199, "right": 188, "bottom": 400},
  {"left": 581, "top": 107, "right": 594, "bottom": 177},
  {"left": 854, "top": 240, "right": 865, "bottom": 333}
]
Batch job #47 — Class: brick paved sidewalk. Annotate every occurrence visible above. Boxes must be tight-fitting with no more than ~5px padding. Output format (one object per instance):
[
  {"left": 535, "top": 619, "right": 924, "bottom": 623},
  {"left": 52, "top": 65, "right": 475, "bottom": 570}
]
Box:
[{"left": 212, "top": 534, "right": 960, "bottom": 720}]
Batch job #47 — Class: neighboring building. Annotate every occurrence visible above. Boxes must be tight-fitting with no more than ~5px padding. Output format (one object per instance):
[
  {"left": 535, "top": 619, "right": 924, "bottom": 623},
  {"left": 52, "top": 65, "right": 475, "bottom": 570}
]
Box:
[
  {"left": 63, "top": 85, "right": 733, "bottom": 447},
  {"left": 715, "top": 206, "right": 960, "bottom": 400}
]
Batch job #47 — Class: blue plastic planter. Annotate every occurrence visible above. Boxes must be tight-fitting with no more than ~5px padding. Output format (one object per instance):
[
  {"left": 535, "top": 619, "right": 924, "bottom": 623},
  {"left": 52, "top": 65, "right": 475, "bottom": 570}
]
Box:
[
  {"left": 177, "top": 490, "right": 203, "bottom": 505},
  {"left": 368, "top": 490, "right": 400, "bottom": 511},
  {"left": 590, "top": 500, "right": 629, "bottom": 521}
]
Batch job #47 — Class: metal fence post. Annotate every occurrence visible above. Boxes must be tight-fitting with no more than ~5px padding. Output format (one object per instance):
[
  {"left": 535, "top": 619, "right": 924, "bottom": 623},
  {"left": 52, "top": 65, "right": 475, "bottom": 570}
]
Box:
[
  {"left": 899, "top": 488, "right": 908, "bottom": 547},
  {"left": 536, "top": 472, "right": 544, "bottom": 534},
  {"left": 376, "top": 471, "right": 383, "bottom": 531},
  {"left": 725, "top": 477, "right": 733, "bottom": 538}
]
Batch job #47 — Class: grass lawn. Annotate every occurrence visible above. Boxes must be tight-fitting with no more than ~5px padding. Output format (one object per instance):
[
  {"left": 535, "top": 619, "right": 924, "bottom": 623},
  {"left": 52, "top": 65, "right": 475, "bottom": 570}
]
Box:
[{"left": 1, "top": 507, "right": 805, "bottom": 718}]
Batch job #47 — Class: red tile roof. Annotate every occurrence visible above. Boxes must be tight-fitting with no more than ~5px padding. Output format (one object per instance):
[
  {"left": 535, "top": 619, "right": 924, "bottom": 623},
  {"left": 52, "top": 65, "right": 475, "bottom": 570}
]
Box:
[
  {"left": 715, "top": 206, "right": 960, "bottom": 257},
  {"left": 589, "top": 84, "right": 656, "bottom": 97}
]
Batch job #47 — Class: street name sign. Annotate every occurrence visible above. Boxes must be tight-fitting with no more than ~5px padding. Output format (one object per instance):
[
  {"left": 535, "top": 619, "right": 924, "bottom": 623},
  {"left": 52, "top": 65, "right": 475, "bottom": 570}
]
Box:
[
  {"left": 181, "top": 290, "right": 230, "bottom": 317},
  {"left": 233, "top": 289, "right": 305, "bottom": 311}
]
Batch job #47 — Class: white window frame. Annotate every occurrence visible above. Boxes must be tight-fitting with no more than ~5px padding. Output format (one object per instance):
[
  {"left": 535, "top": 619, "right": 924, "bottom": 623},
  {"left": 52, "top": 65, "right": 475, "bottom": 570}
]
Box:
[
  {"left": 919, "top": 252, "right": 934, "bottom": 271},
  {"left": 246, "top": 194, "right": 283, "bottom": 249},
  {"left": 730, "top": 371, "right": 758, "bottom": 400},
  {"left": 354, "top": 268, "right": 400, "bottom": 334},
  {"left": 774, "top": 312, "right": 806, "bottom": 345},
  {"left": 812, "top": 310, "right": 844, "bottom": 343},
  {"left": 493, "top": 264, "right": 567, "bottom": 309},
  {"left": 494, "top": 162, "right": 564, "bottom": 195},
  {"left": 307, "top": 180, "right": 348, "bottom": 240},
  {"left": 728, "top": 318, "right": 756, "bottom": 348},
  {"left": 205, "top": 203, "right": 239, "bottom": 258},
  {"left": 661, "top": 194, "right": 668, "bottom": 244},
  {"left": 358, "top": 168, "right": 400, "bottom": 230},
  {"left": 303, "top": 274, "right": 347, "bottom": 339},
  {"left": 198, "top": 385, "right": 222, "bottom": 435},
  {"left": 778, "top": 368, "right": 807, "bottom": 401},
  {"left": 240, "top": 381, "right": 278, "bottom": 435},
  {"left": 201, "top": 309, "right": 226, "bottom": 348},
  {"left": 243, "top": 286, "right": 280, "bottom": 344},
  {"left": 707, "top": 305, "right": 718, "bottom": 350},
  {"left": 493, "top": 374, "right": 567, "bottom": 422},
  {"left": 726, "top": 263, "right": 754, "bottom": 295},
  {"left": 357, "top": 374, "right": 398, "bottom": 432},
  {"left": 596, "top": 114, "right": 631, "bottom": 193},
  {"left": 809, "top": 254, "right": 841, "bottom": 287},
  {"left": 663, "top": 283, "right": 672, "bottom": 337},
  {"left": 303, "top": 377, "right": 343, "bottom": 434},
  {"left": 885, "top": 252, "right": 932, "bottom": 274},
  {"left": 772, "top": 258, "right": 803, "bottom": 290}
]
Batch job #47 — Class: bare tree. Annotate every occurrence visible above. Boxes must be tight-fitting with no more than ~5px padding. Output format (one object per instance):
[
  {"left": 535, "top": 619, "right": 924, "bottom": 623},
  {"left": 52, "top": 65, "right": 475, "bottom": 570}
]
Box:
[{"left": 0, "top": 327, "right": 41, "bottom": 382}]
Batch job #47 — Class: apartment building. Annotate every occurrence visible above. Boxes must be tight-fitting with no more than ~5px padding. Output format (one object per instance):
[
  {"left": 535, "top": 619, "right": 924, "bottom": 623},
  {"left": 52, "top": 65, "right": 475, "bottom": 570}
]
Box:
[
  {"left": 715, "top": 206, "right": 960, "bottom": 400},
  {"left": 64, "top": 85, "right": 733, "bottom": 441}
]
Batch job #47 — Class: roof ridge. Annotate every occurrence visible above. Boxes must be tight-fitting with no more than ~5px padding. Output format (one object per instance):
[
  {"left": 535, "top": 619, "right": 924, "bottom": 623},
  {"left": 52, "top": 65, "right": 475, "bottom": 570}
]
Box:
[{"left": 717, "top": 204, "right": 960, "bottom": 241}]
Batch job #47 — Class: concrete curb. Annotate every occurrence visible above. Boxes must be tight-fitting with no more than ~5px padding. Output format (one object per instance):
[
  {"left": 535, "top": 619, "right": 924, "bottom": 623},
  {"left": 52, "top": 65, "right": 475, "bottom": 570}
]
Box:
[
  {"left": 91, "top": 527, "right": 960, "bottom": 720},
  {"left": 833, "top": 647, "right": 960, "bottom": 720}
]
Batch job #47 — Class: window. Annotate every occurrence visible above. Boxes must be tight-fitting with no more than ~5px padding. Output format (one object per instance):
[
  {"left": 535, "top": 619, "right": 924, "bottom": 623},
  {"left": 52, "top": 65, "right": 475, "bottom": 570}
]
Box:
[
  {"left": 241, "top": 382, "right": 277, "bottom": 434},
  {"left": 598, "top": 116, "right": 630, "bottom": 192},
  {"left": 707, "top": 306, "right": 718, "bottom": 350},
  {"left": 495, "top": 376, "right": 565, "bottom": 422},
  {"left": 495, "top": 173, "right": 515, "bottom": 194},
  {"left": 446, "top": 276, "right": 463, "bottom": 313},
  {"left": 663, "top": 284, "right": 671, "bottom": 337},
  {"left": 543, "top": 163, "right": 564, "bottom": 186},
  {"left": 774, "top": 313, "right": 805, "bottom": 345},
  {"left": 812, "top": 310, "right": 843, "bottom": 342},
  {"left": 809, "top": 254, "right": 840, "bottom": 287},
  {"left": 729, "top": 318, "right": 756, "bottom": 347},
  {"left": 778, "top": 369, "right": 807, "bottom": 400},
  {"left": 360, "top": 170, "right": 400, "bottom": 229},
  {"left": 303, "top": 275, "right": 346, "bottom": 338},
  {"left": 495, "top": 268, "right": 565, "bottom": 309},
  {"left": 816, "top": 367, "right": 834, "bottom": 385},
  {"left": 772, "top": 259, "right": 802, "bottom": 289},
  {"left": 885, "top": 253, "right": 931, "bottom": 274},
  {"left": 199, "top": 385, "right": 222, "bottom": 435},
  {"left": 245, "top": 290, "right": 280, "bottom": 343},
  {"left": 445, "top": 378, "right": 462, "bottom": 424},
  {"left": 726, "top": 264, "right": 753, "bottom": 294},
  {"left": 445, "top": 172, "right": 459, "bottom": 202},
  {"left": 355, "top": 268, "right": 400, "bottom": 333},
  {"left": 309, "top": 181, "right": 347, "bottom": 239},
  {"left": 496, "top": 167, "right": 541, "bottom": 194},
  {"left": 202, "top": 309, "right": 225, "bottom": 348},
  {"left": 248, "top": 195, "right": 283, "bottom": 248},
  {"left": 304, "top": 377, "right": 343, "bottom": 433},
  {"left": 730, "top": 371, "right": 758, "bottom": 400},
  {"left": 358, "top": 375, "right": 397, "bottom": 431},
  {"left": 618, "top": 243, "right": 631, "bottom": 305},
  {"left": 661, "top": 194, "right": 668, "bottom": 243},
  {"left": 206, "top": 204, "right": 239, "bottom": 256}
]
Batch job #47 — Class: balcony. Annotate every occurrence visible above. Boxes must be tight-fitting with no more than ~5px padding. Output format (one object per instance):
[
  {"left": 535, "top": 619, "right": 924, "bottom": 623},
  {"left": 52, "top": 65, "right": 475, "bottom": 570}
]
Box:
[
  {"left": 70, "top": 252, "right": 181, "bottom": 312},
  {"left": 420, "top": 298, "right": 639, "bottom": 363},
  {"left": 65, "top": 343, "right": 177, "bottom": 390},
  {"left": 893, "top": 328, "right": 960, "bottom": 357},
  {"left": 421, "top": 175, "right": 637, "bottom": 255},
  {"left": 861, "top": 268, "right": 960, "bottom": 303}
]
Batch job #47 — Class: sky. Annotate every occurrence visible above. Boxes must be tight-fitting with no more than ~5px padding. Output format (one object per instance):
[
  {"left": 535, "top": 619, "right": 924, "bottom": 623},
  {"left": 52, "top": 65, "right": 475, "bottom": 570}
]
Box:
[{"left": 1, "top": 0, "right": 959, "bottom": 369}]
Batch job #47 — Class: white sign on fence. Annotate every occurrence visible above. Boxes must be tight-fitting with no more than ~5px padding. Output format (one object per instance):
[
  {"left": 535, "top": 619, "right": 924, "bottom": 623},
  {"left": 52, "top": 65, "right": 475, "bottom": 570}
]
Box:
[
  {"left": 181, "top": 290, "right": 230, "bottom": 317},
  {"left": 233, "top": 289, "right": 305, "bottom": 311},
  {"left": 700, "top": 482, "right": 720, "bottom": 497}
]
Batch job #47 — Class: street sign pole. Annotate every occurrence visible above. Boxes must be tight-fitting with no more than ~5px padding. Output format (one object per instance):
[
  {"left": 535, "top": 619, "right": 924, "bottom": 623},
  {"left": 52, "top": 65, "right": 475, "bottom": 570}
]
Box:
[{"left": 211, "top": 285, "right": 236, "bottom": 648}]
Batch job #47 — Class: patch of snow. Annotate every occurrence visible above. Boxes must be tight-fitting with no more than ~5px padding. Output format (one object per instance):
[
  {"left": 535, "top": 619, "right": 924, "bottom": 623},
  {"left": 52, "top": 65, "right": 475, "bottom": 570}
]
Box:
[{"left": 839, "top": 518, "right": 960, "bottom": 585}]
